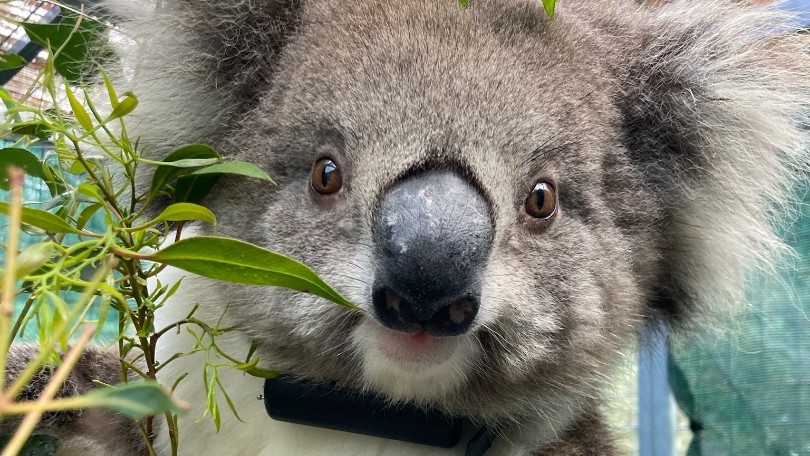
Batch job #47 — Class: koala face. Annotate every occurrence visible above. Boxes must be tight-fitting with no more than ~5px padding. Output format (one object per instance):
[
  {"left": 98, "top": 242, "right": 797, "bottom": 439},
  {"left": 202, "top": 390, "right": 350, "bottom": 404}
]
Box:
[
  {"left": 200, "top": 2, "right": 661, "bottom": 423},
  {"left": 113, "top": 0, "right": 809, "bottom": 449}
]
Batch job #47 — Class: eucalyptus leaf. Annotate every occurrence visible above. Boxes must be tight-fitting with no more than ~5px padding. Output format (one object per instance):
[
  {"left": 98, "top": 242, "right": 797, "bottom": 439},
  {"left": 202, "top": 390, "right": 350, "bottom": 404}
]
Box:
[
  {"left": 0, "top": 202, "right": 83, "bottom": 234},
  {"left": 10, "top": 122, "right": 52, "bottom": 140},
  {"left": 542, "top": 0, "right": 556, "bottom": 18},
  {"left": 150, "top": 158, "right": 221, "bottom": 168},
  {"left": 174, "top": 173, "right": 220, "bottom": 204},
  {"left": 75, "top": 381, "right": 184, "bottom": 421},
  {"left": 246, "top": 367, "right": 280, "bottom": 379},
  {"left": 152, "top": 237, "right": 357, "bottom": 309},
  {"left": 150, "top": 203, "right": 216, "bottom": 225},
  {"left": 0, "top": 148, "right": 48, "bottom": 190},
  {"left": 0, "top": 434, "right": 60, "bottom": 456},
  {"left": 102, "top": 72, "right": 119, "bottom": 109},
  {"left": 0, "top": 54, "right": 26, "bottom": 70},
  {"left": 190, "top": 162, "right": 274, "bottom": 183},
  {"left": 14, "top": 242, "right": 55, "bottom": 279},
  {"left": 149, "top": 144, "right": 221, "bottom": 196},
  {"left": 77, "top": 183, "right": 102, "bottom": 201},
  {"left": 107, "top": 93, "right": 138, "bottom": 120},
  {"left": 64, "top": 83, "right": 92, "bottom": 131},
  {"left": 22, "top": 12, "right": 112, "bottom": 83},
  {"left": 76, "top": 203, "right": 102, "bottom": 230}
]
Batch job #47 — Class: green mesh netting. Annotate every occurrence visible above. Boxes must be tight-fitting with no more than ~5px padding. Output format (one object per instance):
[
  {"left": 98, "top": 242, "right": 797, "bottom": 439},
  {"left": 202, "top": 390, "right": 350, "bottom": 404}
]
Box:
[
  {"left": 670, "top": 185, "right": 810, "bottom": 456},
  {"left": 0, "top": 139, "right": 117, "bottom": 340}
]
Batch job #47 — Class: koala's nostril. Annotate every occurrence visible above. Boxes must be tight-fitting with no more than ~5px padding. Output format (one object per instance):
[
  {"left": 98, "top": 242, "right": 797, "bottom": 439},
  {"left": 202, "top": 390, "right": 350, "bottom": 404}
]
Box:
[
  {"left": 371, "top": 286, "right": 480, "bottom": 336},
  {"left": 372, "top": 287, "right": 420, "bottom": 333},
  {"left": 426, "top": 297, "right": 479, "bottom": 336}
]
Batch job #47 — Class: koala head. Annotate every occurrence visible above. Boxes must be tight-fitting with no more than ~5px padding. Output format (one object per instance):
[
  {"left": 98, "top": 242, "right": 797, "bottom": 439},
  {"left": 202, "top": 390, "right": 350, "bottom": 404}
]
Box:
[{"left": 111, "top": 0, "right": 810, "bottom": 440}]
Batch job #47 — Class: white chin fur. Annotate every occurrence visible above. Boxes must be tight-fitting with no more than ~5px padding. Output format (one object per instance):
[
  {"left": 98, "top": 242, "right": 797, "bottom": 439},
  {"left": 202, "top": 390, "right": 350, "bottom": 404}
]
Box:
[{"left": 353, "top": 319, "right": 481, "bottom": 403}]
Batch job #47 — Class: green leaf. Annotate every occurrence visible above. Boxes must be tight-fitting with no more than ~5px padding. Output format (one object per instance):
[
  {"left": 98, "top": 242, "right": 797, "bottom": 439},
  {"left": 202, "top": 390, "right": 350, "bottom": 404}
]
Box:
[
  {"left": 152, "top": 237, "right": 357, "bottom": 309},
  {"left": 0, "top": 202, "right": 83, "bottom": 234},
  {"left": 458, "top": 0, "right": 470, "bottom": 7},
  {"left": 0, "top": 148, "right": 48, "bottom": 190},
  {"left": 190, "top": 162, "right": 274, "bottom": 183},
  {"left": 102, "top": 71, "right": 119, "bottom": 109},
  {"left": 0, "top": 54, "right": 26, "bottom": 70},
  {"left": 64, "top": 83, "right": 93, "bottom": 131},
  {"left": 40, "top": 164, "right": 69, "bottom": 197},
  {"left": 150, "top": 158, "right": 221, "bottom": 168},
  {"left": 14, "top": 242, "right": 55, "bottom": 279},
  {"left": 541, "top": 0, "right": 556, "bottom": 18},
  {"left": 0, "top": 434, "right": 60, "bottom": 456},
  {"left": 76, "top": 203, "right": 102, "bottom": 230},
  {"left": 77, "top": 183, "right": 102, "bottom": 201},
  {"left": 149, "top": 144, "right": 221, "bottom": 196},
  {"left": 174, "top": 173, "right": 220, "bottom": 204},
  {"left": 22, "top": 12, "right": 112, "bottom": 83},
  {"left": 246, "top": 367, "right": 280, "bottom": 379},
  {"left": 107, "top": 93, "right": 138, "bottom": 120},
  {"left": 10, "top": 122, "right": 52, "bottom": 140},
  {"left": 150, "top": 203, "right": 216, "bottom": 225},
  {"left": 77, "top": 381, "right": 184, "bottom": 421}
]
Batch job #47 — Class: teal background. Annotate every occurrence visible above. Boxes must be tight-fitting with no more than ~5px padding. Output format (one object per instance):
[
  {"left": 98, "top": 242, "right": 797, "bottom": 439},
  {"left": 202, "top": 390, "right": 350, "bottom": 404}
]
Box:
[
  {"left": 670, "top": 185, "right": 810, "bottom": 456},
  {"left": 0, "top": 139, "right": 118, "bottom": 340}
]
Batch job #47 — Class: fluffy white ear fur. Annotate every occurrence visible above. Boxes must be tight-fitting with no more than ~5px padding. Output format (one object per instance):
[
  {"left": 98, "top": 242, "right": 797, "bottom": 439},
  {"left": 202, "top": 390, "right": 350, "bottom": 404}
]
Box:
[{"left": 596, "top": 2, "right": 810, "bottom": 324}]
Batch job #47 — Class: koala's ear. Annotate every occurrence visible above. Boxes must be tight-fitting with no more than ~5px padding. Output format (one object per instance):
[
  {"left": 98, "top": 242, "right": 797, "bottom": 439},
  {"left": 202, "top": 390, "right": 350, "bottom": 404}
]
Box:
[
  {"left": 600, "top": 2, "right": 810, "bottom": 323},
  {"left": 100, "top": 0, "right": 303, "bottom": 155}
]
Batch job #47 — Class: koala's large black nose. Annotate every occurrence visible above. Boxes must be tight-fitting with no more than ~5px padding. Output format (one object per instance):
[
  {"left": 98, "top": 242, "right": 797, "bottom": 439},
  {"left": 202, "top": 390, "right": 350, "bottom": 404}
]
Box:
[{"left": 372, "top": 170, "right": 493, "bottom": 336}]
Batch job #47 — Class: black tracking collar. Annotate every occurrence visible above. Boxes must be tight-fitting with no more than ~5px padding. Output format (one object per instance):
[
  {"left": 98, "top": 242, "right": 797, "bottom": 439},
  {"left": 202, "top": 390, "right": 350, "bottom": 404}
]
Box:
[{"left": 262, "top": 375, "right": 497, "bottom": 455}]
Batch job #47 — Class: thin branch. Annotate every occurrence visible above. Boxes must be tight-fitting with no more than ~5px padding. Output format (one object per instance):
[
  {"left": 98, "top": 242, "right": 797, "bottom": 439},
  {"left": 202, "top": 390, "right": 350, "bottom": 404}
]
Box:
[{"left": 0, "top": 326, "right": 94, "bottom": 456}]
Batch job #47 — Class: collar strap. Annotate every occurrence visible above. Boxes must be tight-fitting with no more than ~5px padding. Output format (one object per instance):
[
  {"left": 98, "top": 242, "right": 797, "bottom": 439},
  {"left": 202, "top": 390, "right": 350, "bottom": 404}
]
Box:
[{"left": 263, "top": 375, "right": 496, "bottom": 455}]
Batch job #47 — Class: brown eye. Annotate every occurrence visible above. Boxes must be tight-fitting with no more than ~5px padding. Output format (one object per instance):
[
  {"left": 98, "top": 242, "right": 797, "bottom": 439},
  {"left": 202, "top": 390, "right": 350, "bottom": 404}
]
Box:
[
  {"left": 525, "top": 181, "right": 557, "bottom": 219},
  {"left": 311, "top": 158, "right": 343, "bottom": 195}
]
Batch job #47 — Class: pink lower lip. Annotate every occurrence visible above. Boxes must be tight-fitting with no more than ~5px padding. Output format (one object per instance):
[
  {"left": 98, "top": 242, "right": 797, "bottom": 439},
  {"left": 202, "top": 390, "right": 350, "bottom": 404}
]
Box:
[{"left": 376, "top": 327, "right": 460, "bottom": 364}]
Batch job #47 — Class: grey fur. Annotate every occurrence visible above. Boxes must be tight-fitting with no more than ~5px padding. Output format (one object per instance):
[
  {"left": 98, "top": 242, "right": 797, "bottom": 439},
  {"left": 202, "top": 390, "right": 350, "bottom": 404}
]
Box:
[
  {"left": 23, "top": 0, "right": 810, "bottom": 454},
  {"left": 2, "top": 346, "right": 144, "bottom": 456}
]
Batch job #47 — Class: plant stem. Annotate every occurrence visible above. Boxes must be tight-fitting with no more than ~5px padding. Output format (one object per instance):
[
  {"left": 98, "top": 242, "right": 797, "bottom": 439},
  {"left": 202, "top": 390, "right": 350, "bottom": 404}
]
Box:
[{"left": 0, "top": 167, "right": 24, "bottom": 392}]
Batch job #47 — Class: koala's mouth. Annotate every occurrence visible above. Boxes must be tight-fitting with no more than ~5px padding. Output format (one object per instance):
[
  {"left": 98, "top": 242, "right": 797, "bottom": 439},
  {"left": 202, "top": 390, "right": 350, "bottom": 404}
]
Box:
[{"left": 374, "top": 324, "right": 461, "bottom": 366}]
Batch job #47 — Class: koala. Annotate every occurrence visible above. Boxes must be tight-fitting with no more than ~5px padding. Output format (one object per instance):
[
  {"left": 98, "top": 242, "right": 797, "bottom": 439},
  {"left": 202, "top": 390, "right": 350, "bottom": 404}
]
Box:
[{"left": 9, "top": 0, "right": 810, "bottom": 455}]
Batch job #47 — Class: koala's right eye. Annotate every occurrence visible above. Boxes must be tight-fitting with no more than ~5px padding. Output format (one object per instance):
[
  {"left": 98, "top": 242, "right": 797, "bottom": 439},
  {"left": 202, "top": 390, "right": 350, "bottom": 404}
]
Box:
[{"left": 310, "top": 158, "right": 343, "bottom": 195}]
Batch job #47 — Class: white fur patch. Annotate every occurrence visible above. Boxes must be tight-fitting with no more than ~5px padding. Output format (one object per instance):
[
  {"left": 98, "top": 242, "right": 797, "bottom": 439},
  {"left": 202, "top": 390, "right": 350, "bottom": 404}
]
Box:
[{"left": 352, "top": 319, "right": 481, "bottom": 403}]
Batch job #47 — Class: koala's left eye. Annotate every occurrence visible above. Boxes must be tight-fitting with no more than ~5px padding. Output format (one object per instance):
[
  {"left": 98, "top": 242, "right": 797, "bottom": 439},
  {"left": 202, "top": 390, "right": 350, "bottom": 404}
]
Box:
[
  {"left": 525, "top": 181, "right": 557, "bottom": 219},
  {"left": 311, "top": 157, "right": 343, "bottom": 195}
]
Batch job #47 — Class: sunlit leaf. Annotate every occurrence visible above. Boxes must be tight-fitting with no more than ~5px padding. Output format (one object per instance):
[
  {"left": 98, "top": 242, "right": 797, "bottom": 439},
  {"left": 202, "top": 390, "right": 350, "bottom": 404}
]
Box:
[
  {"left": 64, "top": 83, "right": 93, "bottom": 131},
  {"left": 102, "top": 71, "right": 119, "bottom": 109},
  {"left": 152, "top": 237, "right": 357, "bottom": 309},
  {"left": 77, "top": 183, "right": 102, "bottom": 201},
  {"left": 107, "top": 93, "right": 138, "bottom": 120},
  {"left": 149, "top": 203, "right": 216, "bottom": 225},
  {"left": 542, "top": 0, "right": 556, "bottom": 18}
]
